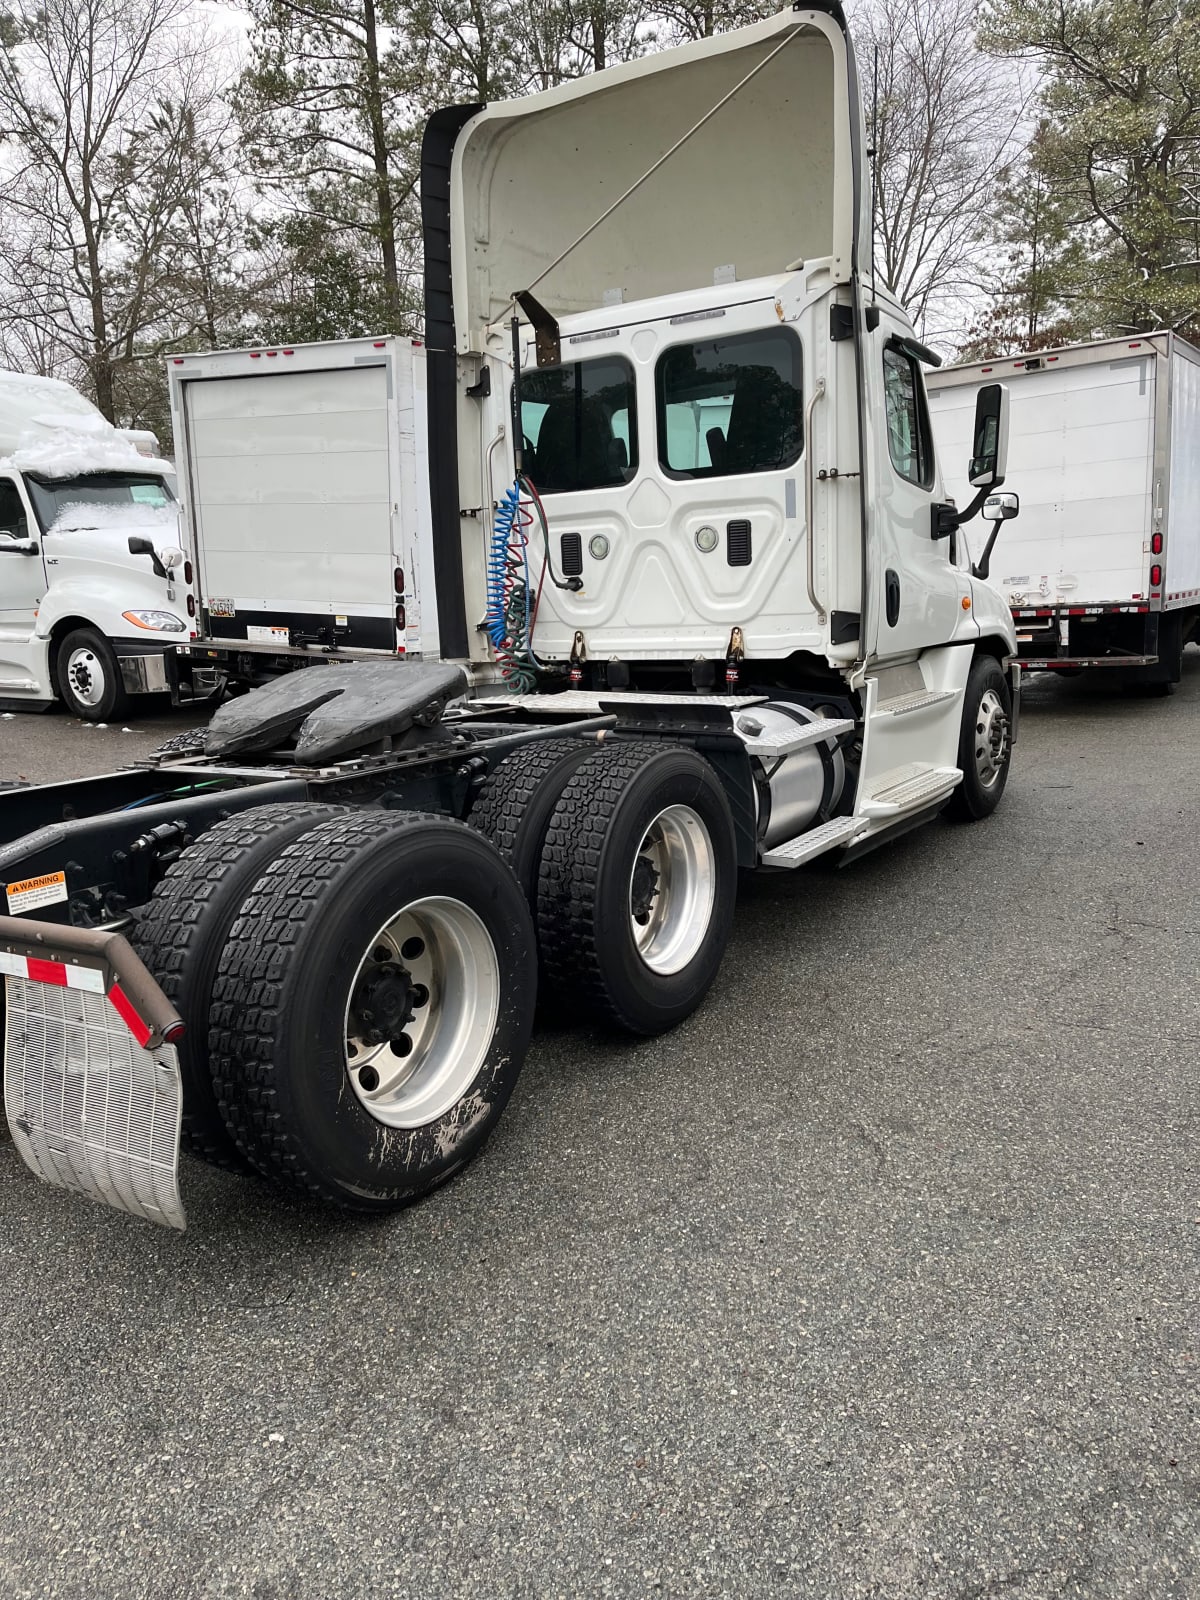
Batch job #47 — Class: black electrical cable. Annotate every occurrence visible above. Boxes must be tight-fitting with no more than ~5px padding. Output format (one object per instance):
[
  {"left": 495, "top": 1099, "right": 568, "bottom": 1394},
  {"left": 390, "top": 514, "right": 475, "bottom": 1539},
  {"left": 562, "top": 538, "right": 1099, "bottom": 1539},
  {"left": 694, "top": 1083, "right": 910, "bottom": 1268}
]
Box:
[{"left": 518, "top": 471, "right": 582, "bottom": 592}]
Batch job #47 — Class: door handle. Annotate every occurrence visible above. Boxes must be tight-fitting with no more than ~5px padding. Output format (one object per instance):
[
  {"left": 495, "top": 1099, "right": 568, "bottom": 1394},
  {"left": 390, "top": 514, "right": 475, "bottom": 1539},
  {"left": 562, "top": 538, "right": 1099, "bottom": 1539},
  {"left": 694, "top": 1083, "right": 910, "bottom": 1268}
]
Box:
[
  {"left": 885, "top": 568, "right": 901, "bottom": 628},
  {"left": 0, "top": 539, "right": 38, "bottom": 555}
]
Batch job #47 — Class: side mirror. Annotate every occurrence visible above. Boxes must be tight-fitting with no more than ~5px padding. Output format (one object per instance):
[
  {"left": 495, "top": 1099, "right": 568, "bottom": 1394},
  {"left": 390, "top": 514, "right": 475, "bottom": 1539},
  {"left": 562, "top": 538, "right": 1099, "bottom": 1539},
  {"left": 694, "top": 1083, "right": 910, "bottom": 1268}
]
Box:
[
  {"left": 982, "top": 491, "right": 1019, "bottom": 522},
  {"left": 969, "top": 382, "right": 1010, "bottom": 488},
  {"left": 128, "top": 534, "right": 168, "bottom": 580},
  {"left": 972, "top": 491, "right": 1019, "bottom": 581},
  {"left": 160, "top": 546, "right": 186, "bottom": 570}
]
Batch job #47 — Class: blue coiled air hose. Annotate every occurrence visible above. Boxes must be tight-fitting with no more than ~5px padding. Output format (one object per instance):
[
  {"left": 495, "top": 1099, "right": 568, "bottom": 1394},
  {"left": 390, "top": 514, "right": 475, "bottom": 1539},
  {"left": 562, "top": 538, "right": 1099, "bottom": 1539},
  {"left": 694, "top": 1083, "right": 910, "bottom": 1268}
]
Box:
[{"left": 486, "top": 481, "right": 521, "bottom": 653}]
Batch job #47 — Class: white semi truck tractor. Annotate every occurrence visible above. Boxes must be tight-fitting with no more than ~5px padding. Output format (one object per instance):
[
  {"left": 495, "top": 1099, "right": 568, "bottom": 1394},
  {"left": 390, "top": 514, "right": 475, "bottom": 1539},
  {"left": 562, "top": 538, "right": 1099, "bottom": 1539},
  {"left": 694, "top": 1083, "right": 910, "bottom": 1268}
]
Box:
[{"left": 0, "top": 4, "right": 1020, "bottom": 1230}]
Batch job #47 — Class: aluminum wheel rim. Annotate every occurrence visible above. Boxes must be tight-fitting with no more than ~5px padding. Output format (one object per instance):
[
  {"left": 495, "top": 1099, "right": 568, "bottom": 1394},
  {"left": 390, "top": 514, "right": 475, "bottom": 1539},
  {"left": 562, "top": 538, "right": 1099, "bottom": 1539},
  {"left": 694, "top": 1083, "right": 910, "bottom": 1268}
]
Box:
[
  {"left": 343, "top": 895, "right": 500, "bottom": 1129},
  {"left": 974, "top": 688, "right": 1010, "bottom": 790},
  {"left": 628, "top": 804, "right": 716, "bottom": 975},
  {"left": 67, "top": 646, "right": 106, "bottom": 709}
]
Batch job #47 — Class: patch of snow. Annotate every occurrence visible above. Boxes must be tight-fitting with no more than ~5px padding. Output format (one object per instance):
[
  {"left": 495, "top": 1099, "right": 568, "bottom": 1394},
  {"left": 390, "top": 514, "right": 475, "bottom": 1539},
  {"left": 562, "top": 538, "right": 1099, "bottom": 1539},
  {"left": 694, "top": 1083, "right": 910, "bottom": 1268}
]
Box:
[
  {"left": 48, "top": 502, "right": 177, "bottom": 534},
  {"left": 1, "top": 427, "right": 170, "bottom": 479}
]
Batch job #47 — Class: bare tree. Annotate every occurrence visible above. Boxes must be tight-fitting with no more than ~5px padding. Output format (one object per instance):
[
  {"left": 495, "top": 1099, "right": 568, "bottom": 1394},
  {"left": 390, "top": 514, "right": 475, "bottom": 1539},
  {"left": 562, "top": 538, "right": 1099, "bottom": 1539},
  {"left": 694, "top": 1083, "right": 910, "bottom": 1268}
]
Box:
[
  {"left": 650, "top": 0, "right": 771, "bottom": 44},
  {"left": 0, "top": 0, "right": 233, "bottom": 418},
  {"left": 854, "top": 0, "right": 1029, "bottom": 342}
]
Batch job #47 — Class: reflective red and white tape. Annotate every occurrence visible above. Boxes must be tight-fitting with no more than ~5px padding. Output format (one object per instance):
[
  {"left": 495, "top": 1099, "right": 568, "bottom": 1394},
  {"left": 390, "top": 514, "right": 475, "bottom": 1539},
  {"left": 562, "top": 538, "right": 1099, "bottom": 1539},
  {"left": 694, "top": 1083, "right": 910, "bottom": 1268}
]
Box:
[{"left": 0, "top": 951, "right": 153, "bottom": 1047}]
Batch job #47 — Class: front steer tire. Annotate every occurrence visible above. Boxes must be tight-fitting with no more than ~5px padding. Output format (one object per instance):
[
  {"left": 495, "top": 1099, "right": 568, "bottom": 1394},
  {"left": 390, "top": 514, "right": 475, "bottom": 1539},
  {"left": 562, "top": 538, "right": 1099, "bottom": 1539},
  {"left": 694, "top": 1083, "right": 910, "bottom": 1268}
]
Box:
[
  {"left": 944, "top": 653, "right": 1013, "bottom": 822},
  {"left": 130, "top": 803, "right": 345, "bottom": 1171},
  {"left": 207, "top": 812, "right": 538, "bottom": 1212},
  {"left": 55, "top": 626, "right": 130, "bottom": 722},
  {"left": 537, "top": 742, "right": 737, "bottom": 1035}
]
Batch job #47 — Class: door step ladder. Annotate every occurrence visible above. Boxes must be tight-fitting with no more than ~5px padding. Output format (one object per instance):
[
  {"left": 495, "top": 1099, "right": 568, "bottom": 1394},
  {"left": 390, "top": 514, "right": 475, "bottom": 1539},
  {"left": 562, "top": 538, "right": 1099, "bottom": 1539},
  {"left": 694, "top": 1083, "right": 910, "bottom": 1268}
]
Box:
[
  {"left": 736, "top": 716, "right": 854, "bottom": 758},
  {"left": 860, "top": 762, "right": 961, "bottom": 818},
  {"left": 761, "top": 814, "right": 868, "bottom": 868},
  {"left": 876, "top": 688, "right": 956, "bottom": 717}
]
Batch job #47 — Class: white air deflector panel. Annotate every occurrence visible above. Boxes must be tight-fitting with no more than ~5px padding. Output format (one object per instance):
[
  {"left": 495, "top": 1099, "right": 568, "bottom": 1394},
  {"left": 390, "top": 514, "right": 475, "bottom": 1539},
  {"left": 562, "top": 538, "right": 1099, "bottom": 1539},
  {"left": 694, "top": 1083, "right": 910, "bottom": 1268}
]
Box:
[{"left": 4, "top": 978, "right": 185, "bottom": 1230}]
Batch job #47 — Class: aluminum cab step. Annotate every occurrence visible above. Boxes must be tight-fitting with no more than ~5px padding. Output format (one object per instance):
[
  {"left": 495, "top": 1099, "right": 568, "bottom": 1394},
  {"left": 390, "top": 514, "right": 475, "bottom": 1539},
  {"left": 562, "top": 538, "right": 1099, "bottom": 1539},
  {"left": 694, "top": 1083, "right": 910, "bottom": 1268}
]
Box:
[
  {"left": 860, "top": 762, "right": 961, "bottom": 817},
  {"left": 761, "top": 814, "right": 867, "bottom": 867},
  {"left": 736, "top": 716, "right": 854, "bottom": 758},
  {"left": 875, "top": 688, "right": 956, "bottom": 716}
]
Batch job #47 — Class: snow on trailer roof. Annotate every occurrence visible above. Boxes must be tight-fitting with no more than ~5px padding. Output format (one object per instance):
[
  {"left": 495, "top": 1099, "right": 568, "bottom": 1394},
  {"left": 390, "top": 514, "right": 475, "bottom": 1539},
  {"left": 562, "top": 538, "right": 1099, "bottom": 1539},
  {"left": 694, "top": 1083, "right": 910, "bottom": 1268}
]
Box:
[{"left": 0, "top": 368, "right": 169, "bottom": 477}]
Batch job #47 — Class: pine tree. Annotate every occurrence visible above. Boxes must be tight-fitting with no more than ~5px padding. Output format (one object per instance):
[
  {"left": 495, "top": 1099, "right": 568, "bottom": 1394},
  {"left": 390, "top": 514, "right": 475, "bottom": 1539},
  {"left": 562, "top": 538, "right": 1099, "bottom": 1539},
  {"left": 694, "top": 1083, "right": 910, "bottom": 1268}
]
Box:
[{"left": 982, "top": 0, "right": 1200, "bottom": 339}]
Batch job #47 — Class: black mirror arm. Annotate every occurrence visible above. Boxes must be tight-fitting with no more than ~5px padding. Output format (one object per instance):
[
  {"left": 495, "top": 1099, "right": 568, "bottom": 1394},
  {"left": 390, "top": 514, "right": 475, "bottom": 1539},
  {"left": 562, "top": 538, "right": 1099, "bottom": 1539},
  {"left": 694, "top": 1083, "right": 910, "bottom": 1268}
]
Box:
[
  {"left": 128, "top": 534, "right": 168, "bottom": 580},
  {"left": 972, "top": 522, "right": 1004, "bottom": 581},
  {"left": 931, "top": 476, "right": 1005, "bottom": 541}
]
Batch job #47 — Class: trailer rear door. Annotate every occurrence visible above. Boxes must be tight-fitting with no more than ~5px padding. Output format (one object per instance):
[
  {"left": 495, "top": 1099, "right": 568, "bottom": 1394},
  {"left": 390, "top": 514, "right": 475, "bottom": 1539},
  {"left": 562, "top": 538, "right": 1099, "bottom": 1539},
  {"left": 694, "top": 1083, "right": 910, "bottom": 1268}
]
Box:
[
  {"left": 1166, "top": 344, "right": 1200, "bottom": 608},
  {"left": 931, "top": 351, "right": 1155, "bottom": 609},
  {"left": 182, "top": 362, "right": 396, "bottom": 651}
]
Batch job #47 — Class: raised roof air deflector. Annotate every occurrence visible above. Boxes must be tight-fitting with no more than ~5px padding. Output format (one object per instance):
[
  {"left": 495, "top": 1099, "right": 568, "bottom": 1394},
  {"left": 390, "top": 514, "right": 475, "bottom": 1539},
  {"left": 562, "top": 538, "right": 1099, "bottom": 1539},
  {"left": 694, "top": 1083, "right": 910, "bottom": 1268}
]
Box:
[{"left": 446, "top": 9, "right": 863, "bottom": 350}]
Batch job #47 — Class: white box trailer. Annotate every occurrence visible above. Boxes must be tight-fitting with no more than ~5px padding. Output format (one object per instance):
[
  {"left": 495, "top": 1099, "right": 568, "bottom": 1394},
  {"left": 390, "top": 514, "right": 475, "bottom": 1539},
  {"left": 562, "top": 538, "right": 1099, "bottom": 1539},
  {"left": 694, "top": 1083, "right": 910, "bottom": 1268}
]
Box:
[
  {"left": 928, "top": 333, "right": 1200, "bottom": 688},
  {"left": 167, "top": 336, "right": 434, "bottom": 697}
]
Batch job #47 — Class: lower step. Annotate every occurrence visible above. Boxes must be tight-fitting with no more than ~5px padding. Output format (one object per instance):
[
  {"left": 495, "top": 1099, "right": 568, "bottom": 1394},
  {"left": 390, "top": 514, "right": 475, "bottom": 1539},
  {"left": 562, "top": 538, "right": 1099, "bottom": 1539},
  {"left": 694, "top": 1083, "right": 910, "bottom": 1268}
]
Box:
[
  {"left": 761, "top": 814, "right": 867, "bottom": 868},
  {"left": 860, "top": 763, "right": 961, "bottom": 817},
  {"left": 876, "top": 688, "right": 956, "bottom": 716}
]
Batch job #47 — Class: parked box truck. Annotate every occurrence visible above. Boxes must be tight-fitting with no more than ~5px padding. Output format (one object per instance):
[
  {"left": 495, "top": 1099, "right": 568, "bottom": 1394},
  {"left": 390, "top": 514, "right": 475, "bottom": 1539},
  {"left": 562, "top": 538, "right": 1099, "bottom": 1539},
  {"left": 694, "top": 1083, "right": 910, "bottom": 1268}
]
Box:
[
  {"left": 929, "top": 333, "right": 1200, "bottom": 691},
  {"left": 167, "top": 336, "right": 434, "bottom": 698}
]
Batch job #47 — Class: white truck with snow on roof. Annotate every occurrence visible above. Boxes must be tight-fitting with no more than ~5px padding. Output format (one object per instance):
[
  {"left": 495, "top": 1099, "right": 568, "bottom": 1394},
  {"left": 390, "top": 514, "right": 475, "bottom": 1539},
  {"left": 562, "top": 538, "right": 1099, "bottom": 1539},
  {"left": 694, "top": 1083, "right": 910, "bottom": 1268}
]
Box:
[{"left": 0, "top": 370, "right": 193, "bottom": 722}]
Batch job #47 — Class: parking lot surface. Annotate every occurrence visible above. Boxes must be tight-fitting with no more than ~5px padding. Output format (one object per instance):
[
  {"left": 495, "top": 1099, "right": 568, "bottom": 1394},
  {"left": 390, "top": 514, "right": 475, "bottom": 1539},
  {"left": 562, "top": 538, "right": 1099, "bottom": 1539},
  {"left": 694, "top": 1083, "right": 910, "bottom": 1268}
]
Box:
[{"left": 0, "top": 669, "right": 1197, "bottom": 1598}]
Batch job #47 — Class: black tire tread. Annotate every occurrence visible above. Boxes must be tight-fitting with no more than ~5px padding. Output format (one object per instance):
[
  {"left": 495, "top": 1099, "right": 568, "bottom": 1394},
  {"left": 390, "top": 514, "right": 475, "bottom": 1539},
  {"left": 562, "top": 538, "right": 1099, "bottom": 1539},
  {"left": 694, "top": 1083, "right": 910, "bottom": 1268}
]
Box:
[
  {"left": 467, "top": 737, "right": 598, "bottom": 890},
  {"left": 130, "top": 802, "right": 342, "bottom": 1170},
  {"left": 208, "top": 810, "right": 480, "bottom": 1205},
  {"left": 944, "top": 654, "right": 1012, "bottom": 823},
  {"left": 536, "top": 741, "right": 677, "bottom": 1027}
]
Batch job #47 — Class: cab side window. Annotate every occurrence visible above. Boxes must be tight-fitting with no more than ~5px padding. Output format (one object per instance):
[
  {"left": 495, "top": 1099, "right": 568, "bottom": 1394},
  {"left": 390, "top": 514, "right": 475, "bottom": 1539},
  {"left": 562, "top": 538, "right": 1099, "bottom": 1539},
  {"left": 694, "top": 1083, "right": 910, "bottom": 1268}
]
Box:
[
  {"left": 883, "top": 345, "right": 934, "bottom": 489},
  {"left": 0, "top": 480, "right": 28, "bottom": 539}
]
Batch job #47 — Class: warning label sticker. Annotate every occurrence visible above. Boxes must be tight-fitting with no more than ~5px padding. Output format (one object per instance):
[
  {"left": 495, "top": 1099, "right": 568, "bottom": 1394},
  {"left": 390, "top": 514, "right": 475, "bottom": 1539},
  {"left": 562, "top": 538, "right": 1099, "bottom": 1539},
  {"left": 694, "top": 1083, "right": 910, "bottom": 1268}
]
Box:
[
  {"left": 6, "top": 871, "right": 68, "bottom": 915},
  {"left": 247, "top": 625, "right": 291, "bottom": 645}
]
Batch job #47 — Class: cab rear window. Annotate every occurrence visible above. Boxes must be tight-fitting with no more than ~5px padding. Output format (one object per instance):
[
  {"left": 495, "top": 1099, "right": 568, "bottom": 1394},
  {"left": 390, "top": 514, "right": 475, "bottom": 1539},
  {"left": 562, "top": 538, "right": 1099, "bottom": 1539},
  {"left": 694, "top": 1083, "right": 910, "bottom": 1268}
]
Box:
[
  {"left": 656, "top": 329, "right": 803, "bottom": 478},
  {"left": 518, "top": 357, "right": 636, "bottom": 494}
]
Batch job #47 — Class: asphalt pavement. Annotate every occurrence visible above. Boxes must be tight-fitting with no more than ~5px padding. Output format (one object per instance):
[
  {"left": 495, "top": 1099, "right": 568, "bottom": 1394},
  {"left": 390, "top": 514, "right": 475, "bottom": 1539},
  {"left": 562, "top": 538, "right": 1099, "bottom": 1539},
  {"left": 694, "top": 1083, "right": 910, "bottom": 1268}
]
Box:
[{"left": 0, "top": 668, "right": 1197, "bottom": 1598}]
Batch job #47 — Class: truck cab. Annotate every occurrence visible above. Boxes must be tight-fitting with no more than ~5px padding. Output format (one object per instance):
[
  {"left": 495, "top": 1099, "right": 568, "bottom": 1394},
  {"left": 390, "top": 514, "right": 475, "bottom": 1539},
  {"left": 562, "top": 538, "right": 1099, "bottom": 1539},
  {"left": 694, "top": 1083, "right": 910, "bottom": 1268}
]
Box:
[
  {"left": 0, "top": 371, "right": 192, "bottom": 721},
  {"left": 429, "top": 3, "right": 1018, "bottom": 834}
]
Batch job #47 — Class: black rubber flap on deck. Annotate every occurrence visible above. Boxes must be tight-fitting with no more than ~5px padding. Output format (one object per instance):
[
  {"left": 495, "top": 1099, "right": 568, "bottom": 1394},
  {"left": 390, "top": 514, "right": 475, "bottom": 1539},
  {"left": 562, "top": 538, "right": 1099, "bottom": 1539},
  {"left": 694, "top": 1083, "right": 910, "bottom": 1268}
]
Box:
[{"left": 204, "top": 662, "right": 469, "bottom": 762}]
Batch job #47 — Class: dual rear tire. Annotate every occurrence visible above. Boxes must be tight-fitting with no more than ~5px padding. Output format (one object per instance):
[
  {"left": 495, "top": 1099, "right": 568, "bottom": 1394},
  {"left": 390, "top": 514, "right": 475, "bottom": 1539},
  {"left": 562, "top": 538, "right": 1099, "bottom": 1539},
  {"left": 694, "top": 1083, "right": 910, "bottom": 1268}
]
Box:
[
  {"left": 471, "top": 739, "right": 738, "bottom": 1035},
  {"left": 133, "top": 808, "right": 536, "bottom": 1211}
]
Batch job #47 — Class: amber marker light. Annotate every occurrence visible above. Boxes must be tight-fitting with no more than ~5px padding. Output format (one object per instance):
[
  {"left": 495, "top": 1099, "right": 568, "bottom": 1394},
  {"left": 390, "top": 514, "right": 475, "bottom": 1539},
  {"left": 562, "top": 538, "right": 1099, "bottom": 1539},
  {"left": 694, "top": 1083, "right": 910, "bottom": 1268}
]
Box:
[{"left": 961, "top": 596, "right": 972, "bottom": 609}]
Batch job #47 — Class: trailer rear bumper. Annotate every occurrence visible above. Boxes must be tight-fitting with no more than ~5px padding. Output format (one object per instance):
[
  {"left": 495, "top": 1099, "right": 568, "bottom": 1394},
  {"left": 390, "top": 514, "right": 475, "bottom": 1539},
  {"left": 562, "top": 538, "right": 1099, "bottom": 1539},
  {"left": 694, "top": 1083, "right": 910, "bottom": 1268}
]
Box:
[
  {"left": 1020, "top": 655, "right": 1157, "bottom": 669},
  {"left": 0, "top": 915, "right": 186, "bottom": 1230}
]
